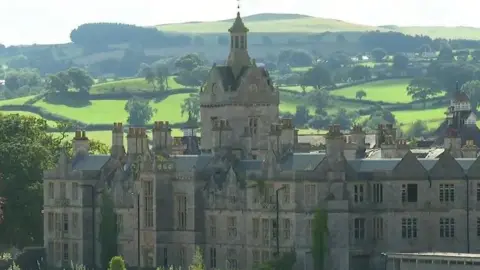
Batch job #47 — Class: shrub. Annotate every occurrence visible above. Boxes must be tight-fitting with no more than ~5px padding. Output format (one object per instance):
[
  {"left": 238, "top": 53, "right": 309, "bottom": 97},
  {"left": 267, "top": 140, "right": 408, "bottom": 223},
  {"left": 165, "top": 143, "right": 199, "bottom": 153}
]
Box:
[{"left": 108, "top": 256, "right": 126, "bottom": 270}]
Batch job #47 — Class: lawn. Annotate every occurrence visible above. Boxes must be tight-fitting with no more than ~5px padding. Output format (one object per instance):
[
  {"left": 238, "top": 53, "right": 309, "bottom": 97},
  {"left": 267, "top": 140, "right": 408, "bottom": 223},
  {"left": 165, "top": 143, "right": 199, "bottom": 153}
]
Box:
[
  {"left": 35, "top": 93, "right": 192, "bottom": 124},
  {"left": 331, "top": 79, "right": 413, "bottom": 103},
  {"left": 0, "top": 95, "right": 35, "bottom": 106},
  {"left": 291, "top": 66, "right": 311, "bottom": 72},
  {"left": 90, "top": 77, "right": 186, "bottom": 94}
]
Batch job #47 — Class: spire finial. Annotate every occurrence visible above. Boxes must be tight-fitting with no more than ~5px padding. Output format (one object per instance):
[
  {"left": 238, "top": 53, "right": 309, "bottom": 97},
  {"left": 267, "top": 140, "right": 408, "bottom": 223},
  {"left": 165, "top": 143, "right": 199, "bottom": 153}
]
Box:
[{"left": 237, "top": 0, "right": 241, "bottom": 14}]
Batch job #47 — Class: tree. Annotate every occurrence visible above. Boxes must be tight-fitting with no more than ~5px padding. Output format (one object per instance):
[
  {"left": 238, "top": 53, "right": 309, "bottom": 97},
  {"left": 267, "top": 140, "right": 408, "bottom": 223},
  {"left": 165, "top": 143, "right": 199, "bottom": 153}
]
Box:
[
  {"left": 406, "top": 77, "right": 442, "bottom": 108},
  {"left": 181, "top": 93, "right": 200, "bottom": 122},
  {"left": 406, "top": 120, "right": 428, "bottom": 138},
  {"left": 277, "top": 49, "right": 313, "bottom": 67},
  {"left": 0, "top": 114, "right": 64, "bottom": 248},
  {"left": 124, "top": 97, "right": 157, "bottom": 125},
  {"left": 392, "top": 54, "right": 409, "bottom": 70},
  {"left": 190, "top": 246, "right": 205, "bottom": 270},
  {"left": 312, "top": 208, "right": 328, "bottom": 270},
  {"left": 355, "top": 90, "right": 367, "bottom": 100},
  {"left": 175, "top": 53, "right": 204, "bottom": 71},
  {"left": 45, "top": 72, "right": 70, "bottom": 92},
  {"left": 472, "top": 50, "right": 480, "bottom": 62},
  {"left": 100, "top": 191, "right": 118, "bottom": 270},
  {"left": 371, "top": 48, "right": 387, "bottom": 62},
  {"left": 307, "top": 88, "right": 331, "bottom": 112},
  {"left": 109, "top": 256, "right": 126, "bottom": 270},
  {"left": 461, "top": 80, "right": 480, "bottom": 111},
  {"left": 138, "top": 63, "right": 156, "bottom": 90},
  {"left": 336, "top": 34, "right": 347, "bottom": 43},
  {"left": 193, "top": 36, "right": 205, "bottom": 47},
  {"left": 153, "top": 64, "right": 169, "bottom": 91},
  {"left": 294, "top": 105, "right": 311, "bottom": 127},
  {"left": 217, "top": 36, "right": 229, "bottom": 46},
  {"left": 438, "top": 47, "right": 454, "bottom": 62},
  {"left": 67, "top": 67, "right": 94, "bottom": 92},
  {"left": 348, "top": 66, "right": 371, "bottom": 81},
  {"left": 301, "top": 65, "right": 332, "bottom": 90},
  {"left": 325, "top": 51, "right": 352, "bottom": 69}
]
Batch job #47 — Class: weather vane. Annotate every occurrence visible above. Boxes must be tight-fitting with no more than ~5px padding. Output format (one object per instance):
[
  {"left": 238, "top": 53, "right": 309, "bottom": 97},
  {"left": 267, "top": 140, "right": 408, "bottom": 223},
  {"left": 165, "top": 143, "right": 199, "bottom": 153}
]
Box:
[{"left": 237, "top": 0, "right": 241, "bottom": 13}]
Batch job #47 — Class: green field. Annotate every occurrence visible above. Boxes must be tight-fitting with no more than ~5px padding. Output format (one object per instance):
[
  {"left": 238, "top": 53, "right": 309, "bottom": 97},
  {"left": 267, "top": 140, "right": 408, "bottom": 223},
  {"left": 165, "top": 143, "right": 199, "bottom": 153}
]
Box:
[
  {"left": 331, "top": 79, "right": 414, "bottom": 103},
  {"left": 90, "top": 77, "right": 186, "bottom": 93},
  {"left": 157, "top": 13, "right": 480, "bottom": 40}
]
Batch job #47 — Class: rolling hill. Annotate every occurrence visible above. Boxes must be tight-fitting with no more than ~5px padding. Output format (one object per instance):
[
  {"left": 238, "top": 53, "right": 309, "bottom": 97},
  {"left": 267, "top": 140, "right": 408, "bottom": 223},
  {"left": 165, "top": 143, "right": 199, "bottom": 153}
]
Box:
[{"left": 156, "top": 13, "right": 480, "bottom": 40}]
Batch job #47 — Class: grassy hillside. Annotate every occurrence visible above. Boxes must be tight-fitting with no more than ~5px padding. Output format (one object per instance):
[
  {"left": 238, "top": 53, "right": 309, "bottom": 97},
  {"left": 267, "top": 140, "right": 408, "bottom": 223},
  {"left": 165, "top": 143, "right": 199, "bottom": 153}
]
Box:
[{"left": 157, "top": 13, "right": 480, "bottom": 40}]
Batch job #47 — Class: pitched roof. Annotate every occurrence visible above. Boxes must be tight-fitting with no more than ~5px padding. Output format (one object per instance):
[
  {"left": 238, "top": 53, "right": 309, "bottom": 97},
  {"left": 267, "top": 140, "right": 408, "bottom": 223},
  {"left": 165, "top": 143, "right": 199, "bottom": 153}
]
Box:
[
  {"left": 454, "top": 91, "right": 470, "bottom": 102},
  {"left": 228, "top": 12, "right": 249, "bottom": 33},
  {"left": 213, "top": 66, "right": 249, "bottom": 91},
  {"left": 72, "top": 155, "right": 110, "bottom": 171}
]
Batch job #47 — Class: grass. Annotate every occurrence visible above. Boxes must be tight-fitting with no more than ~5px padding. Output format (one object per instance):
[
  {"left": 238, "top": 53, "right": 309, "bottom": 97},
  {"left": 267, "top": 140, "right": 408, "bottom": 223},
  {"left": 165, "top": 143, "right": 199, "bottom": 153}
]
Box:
[
  {"left": 90, "top": 77, "right": 186, "bottom": 94},
  {"left": 0, "top": 95, "right": 35, "bottom": 106},
  {"left": 35, "top": 93, "right": 192, "bottom": 124},
  {"left": 331, "top": 79, "right": 414, "bottom": 103},
  {"left": 156, "top": 13, "right": 480, "bottom": 40}
]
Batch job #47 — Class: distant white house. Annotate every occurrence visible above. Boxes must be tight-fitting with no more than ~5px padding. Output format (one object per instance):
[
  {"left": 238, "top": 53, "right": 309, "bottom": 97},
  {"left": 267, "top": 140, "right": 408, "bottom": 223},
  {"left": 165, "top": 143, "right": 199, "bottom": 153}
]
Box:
[{"left": 0, "top": 80, "right": 4, "bottom": 86}]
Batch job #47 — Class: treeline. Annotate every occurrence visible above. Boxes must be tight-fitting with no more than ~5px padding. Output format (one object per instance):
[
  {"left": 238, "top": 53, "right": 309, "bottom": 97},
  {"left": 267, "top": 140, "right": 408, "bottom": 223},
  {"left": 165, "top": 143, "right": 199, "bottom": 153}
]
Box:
[
  {"left": 358, "top": 31, "right": 480, "bottom": 52},
  {"left": 70, "top": 23, "right": 191, "bottom": 49}
]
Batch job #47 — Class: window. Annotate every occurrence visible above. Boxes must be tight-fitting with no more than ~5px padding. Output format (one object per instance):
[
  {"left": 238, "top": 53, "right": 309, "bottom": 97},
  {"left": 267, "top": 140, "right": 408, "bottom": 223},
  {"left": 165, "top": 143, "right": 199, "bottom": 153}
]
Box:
[
  {"left": 252, "top": 250, "right": 260, "bottom": 265},
  {"left": 373, "top": 183, "right": 383, "bottom": 203},
  {"left": 440, "top": 218, "right": 455, "bottom": 238},
  {"left": 62, "top": 243, "right": 69, "bottom": 262},
  {"left": 401, "top": 184, "right": 418, "bottom": 203},
  {"left": 72, "top": 183, "right": 79, "bottom": 201},
  {"left": 209, "top": 247, "right": 217, "bottom": 269},
  {"left": 60, "top": 182, "right": 66, "bottom": 199},
  {"left": 48, "top": 212, "right": 54, "bottom": 233},
  {"left": 373, "top": 217, "right": 383, "bottom": 240},
  {"left": 143, "top": 180, "right": 154, "bottom": 228},
  {"left": 304, "top": 183, "right": 316, "bottom": 206},
  {"left": 209, "top": 215, "right": 216, "bottom": 238},
  {"left": 228, "top": 187, "right": 237, "bottom": 204},
  {"left": 62, "top": 213, "right": 69, "bottom": 234},
  {"left": 227, "top": 249, "right": 238, "bottom": 270},
  {"left": 476, "top": 183, "right": 480, "bottom": 201},
  {"left": 72, "top": 213, "right": 79, "bottom": 235},
  {"left": 439, "top": 184, "right": 455, "bottom": 202},
  {"left": 72, "top": 243, "right": 78, "bottom": 263},
  {"left": 54, "top": 242, "right": 61, "bottom": 264},
  {"left": 47, "top": 241, "right": 54, "bottom": 264},
  {"left": 252, "top": 218, "right": 259, "bottom": 239},
  {"left": 354, "top": 218, "right": 365, "bottom": 240},
  {"left": 271, "top": 219, "right": 278, "bottom": 240},
  {"left": 227, "top": 216, "right": 237, "bottom": 239},
  {"left": 179, "top": 247, "right": 185, "bottom": 269},
  {"left": 477, "top": 218, "right": 480, "bottom": 236},
  {"left": 234, "top": 36, "right": 239, "bottom": 49},
  {"left": 230, "top": 36, "right": 234, "bottom": 49},
  {"left": 401, "top": 218, "right": 418, "bottom": 239},
  {"left": 283, "top": 219, "right": 291, "bottom": 240},
  {"left": 283, "top": 184, "right": 291, "bottom": 204},
  {"left": 262, "top": 218, "right": 270, "bottom": 245},
  {"left": 55, "top": 213, "right": 61, "bottom": 236},
  {"left": 306, "top": 219, "right": 313, "bottom": 245},
  {"left": 240, "top": 36, "right": 245, "bottom": 49},
  {"left": 261, "top": 251, "right": 270, "bottom": 263},
  {"left": 354, "top": 184, "right": 364, "bottom": 203},
  {"left": 48, "top": 182, "right": 54, "bottom": 199},
  {"left": 175, "top": 194, "right": 187, "bottom": 230},
  {"left": 249, "top": 117, "right": 258, "bottom": 135},
  {"left": 163, "top": 247, "right": 168, "bottom": 267},
  {"left": 117, "top": 213, "right": 124, "bottom": 234}
]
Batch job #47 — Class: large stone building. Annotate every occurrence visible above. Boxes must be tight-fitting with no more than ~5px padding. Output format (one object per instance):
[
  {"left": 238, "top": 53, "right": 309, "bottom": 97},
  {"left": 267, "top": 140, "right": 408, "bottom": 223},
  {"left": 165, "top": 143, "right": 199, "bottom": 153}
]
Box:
[{"left": 43, "top": 11, "right": 480, "bottom": 270}]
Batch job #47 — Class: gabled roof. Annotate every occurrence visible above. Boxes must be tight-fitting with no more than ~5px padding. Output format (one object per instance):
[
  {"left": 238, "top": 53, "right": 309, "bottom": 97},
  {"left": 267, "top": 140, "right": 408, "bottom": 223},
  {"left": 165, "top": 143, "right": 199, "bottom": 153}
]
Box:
[
  {"left": 213, "top": 66, "right": 249, "bottom": 91},
  {"left": 280, "top": 152, "right": 326, "bottom": 171},
  {"left": 72, "top": 155, "right": 110, "bottom": 171},
  {"left": 453, "top": 91, "right": 470, "bottom": 102}
]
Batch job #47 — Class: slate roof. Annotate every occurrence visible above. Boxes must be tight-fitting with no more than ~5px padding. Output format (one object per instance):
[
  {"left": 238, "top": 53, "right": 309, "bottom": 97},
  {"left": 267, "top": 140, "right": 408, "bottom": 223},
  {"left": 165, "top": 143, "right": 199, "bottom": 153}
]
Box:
[
  {"left": 72, "top": 155, "right": 110, "bottom": 171},
  {"left": 213, "top": 66, "right": 249, "bottom": 91},
  {"left": 229, "top": 12, "right": 249, "bottom": 33},
  {"left": 281, "top": 152, "right": 326, "bottom": 171}
]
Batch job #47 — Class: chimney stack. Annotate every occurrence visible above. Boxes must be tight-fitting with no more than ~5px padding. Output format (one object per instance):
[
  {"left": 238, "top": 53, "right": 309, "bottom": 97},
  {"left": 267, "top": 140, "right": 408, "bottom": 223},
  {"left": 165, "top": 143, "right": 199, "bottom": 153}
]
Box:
[{"left": 73, "top": 129, "right": 89, "bottom": 155}]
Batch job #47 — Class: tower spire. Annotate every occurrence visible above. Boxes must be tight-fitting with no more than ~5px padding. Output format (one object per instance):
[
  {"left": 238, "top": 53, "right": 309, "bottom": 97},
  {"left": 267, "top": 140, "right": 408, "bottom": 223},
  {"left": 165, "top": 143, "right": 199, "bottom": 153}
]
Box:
[{"left": 237, "top": 0, "right": 241, "bottom": 14}]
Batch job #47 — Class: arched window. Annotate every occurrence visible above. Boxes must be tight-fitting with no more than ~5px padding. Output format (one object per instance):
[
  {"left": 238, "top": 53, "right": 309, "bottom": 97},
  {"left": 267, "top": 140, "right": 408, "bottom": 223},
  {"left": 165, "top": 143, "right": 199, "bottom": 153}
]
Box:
[
  {"left": 240, "top": 36, "right": 245, "bottom": 49},
  {"left": 235, "top": 36, "right": 239, "bottom": 49}
]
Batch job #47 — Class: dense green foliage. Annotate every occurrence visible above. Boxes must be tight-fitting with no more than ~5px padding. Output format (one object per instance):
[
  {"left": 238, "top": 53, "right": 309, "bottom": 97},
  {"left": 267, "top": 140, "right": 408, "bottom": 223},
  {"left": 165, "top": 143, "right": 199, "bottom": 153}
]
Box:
[
  {"left": 108, "top": 256, "right": 126, "bottom": 270},
  {"left": 312, "top": 208, "right": 328, "bottom": 270},
  {"left": 125, "top": 97, "right": 157, "bottom": 125}
]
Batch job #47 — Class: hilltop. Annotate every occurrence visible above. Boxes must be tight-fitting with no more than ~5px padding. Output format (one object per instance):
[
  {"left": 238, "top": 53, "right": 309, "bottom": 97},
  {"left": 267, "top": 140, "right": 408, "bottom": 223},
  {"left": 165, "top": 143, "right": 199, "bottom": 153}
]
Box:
[{"left": 157, "top": 13, "right": 480, "bottom": 40}]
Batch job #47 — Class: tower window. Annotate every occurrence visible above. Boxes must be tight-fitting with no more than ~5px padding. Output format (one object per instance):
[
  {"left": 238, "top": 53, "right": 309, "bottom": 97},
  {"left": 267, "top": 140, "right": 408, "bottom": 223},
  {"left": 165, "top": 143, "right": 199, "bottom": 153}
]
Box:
[
  {"left": 240, "top": 36, "right": 245, "bottom": 49},
  {"left": 235, "top": 36, "right": 239, "bottom": 49},
  {"left": 231, "top": 36, "right": 234, "bottom": 49}
]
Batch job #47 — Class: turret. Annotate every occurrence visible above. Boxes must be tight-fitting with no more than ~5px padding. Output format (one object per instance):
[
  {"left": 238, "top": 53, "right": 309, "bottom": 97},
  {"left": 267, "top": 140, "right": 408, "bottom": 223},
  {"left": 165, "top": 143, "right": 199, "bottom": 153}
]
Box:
[
  {"left": 241, "top": 127, "right": 252, "bottom": 159},
  {"left": 127, "top": 127, "right": 148, "bottom": 155},
  {"left": 227, "top": 12, "right": 251, "bottom": 75},
  {"left": 325, "top": 125, "right": 344, "bottom": 163},
  {"left": 73, "top": 130, "right": 89, "bottom": 156},
  {"left": 111, "top": 122, "right": 125, "bottom": 158},
  {"left": 444, "top": 128, "right": 461, "bottom": 157},
  {"left": 462, "top": 140, "right": 478, "bottom": 158},
  {"left": 280, "top": 118, "right": 295, "bottom": 151},
  {"left": 152, "top": 121, "right": 173, "bottom": 152},
  {"left": 380, "top": 135, "right": 396, "bottom": 158}
]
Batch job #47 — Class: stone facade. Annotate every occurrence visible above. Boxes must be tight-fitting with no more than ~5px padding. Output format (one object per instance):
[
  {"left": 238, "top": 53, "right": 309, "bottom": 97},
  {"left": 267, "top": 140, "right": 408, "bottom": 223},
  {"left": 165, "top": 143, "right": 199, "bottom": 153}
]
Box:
[{"left": 43, "top": 12, "right": 480, "bottom": 270}]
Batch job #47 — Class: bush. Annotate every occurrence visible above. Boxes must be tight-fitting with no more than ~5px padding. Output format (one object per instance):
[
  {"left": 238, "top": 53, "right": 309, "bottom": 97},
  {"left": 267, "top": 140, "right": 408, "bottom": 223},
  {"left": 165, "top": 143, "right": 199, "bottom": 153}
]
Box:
[{"left": 108, "top": 256, "right": 126, "bottom": 270}]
